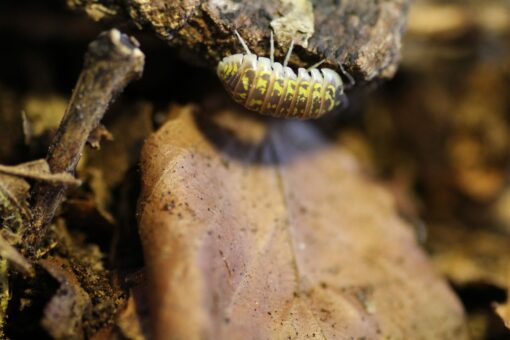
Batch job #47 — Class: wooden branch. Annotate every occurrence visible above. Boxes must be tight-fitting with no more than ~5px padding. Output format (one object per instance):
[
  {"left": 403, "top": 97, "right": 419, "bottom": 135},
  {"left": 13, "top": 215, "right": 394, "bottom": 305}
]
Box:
[{"left": 26, "top": 29, "right": 145, "bottom": 248}]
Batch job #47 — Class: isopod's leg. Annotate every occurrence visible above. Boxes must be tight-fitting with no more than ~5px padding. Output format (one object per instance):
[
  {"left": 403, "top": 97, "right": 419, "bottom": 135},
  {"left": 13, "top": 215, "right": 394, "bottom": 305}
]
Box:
[
  {"left": 234, "top": 29, "right": 252, "bottom": 55},
  {"left": 270, "top": 31, "right": 274, "bottom": 64},
  {"left": 339, "top": 63, "right": 355, "bottom": 89},
  {"left": 338, "top": 93, "right": 350, "bottom": 110},
  {"left": 307, "top": 59, "right": 326, "bottom": 71},
  {"left": 283, "top": 39, "right": 295, "bottom": 68}
]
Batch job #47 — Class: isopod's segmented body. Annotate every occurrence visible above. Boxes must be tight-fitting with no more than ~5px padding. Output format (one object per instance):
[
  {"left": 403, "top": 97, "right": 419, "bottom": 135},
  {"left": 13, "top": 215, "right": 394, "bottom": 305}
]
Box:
[{"left": 217, "top": 31, "right": 348, "bottom": 119}]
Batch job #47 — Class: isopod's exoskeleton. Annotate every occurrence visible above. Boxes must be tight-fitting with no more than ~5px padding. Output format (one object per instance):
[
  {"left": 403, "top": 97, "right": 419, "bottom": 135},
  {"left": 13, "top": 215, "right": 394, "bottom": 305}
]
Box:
[{"left": 217, "top": 30, "right": 353, "bottom": 119}]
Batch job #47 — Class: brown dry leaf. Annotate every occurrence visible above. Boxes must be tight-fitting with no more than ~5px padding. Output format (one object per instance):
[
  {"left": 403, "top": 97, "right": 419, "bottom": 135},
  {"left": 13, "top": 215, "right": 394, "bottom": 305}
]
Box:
[
  {"left": 495, "top": 302, "right": 510, "bottom": 330},
  {"left": 115, "top": 289, "right": 149, "bottom": 340},
  {"left": 494, "top": 266, "right": 510, "bottom": 331},
  {"left": 428, "top": 224, "right": 510, "bottom": 288},
  {"left": 0, "top": 159, "right": 81, "bottom": 186},
  {"left": 495, "top": 301, "right": 510, "bottom": 330},
  {"left": 86, "top": 102, "right": 153, "bottom": 189},
  {"left": 40, "top": 256, "right": 91, "bottom": 339},
  {"left": 81, "top": 102, "right": 153, "bottom": 223},
  {"left": 137, "top": 105, "right": 468, "bottom": 339},
  {"left": 0, "top": 166, "right": 31, "bottom": 241},
  {"left": 0, "top": 166, "right": 33, "bottom": 275},
  {"left": 22, "top": 94, "right": 67, "bottom": 142},
  {"left": 0, "top": 158, "right": 82, "bottom": 276},
  {"left": 0, "top": 234, "right": 33, "bottom": 276}
]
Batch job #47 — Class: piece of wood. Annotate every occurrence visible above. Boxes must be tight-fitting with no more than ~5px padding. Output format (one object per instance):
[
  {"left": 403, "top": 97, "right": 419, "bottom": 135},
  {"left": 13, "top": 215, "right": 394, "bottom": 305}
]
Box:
[
  {"left": 69, "top": 0, "right": 410, "bottom": 82},
  {"left": 26, "top": 29, "right": 145, "bottom": 248}
]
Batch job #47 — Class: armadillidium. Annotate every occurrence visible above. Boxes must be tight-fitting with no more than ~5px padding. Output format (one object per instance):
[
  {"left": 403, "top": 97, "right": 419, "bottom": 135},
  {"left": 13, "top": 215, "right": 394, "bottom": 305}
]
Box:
[{"left": 217, "top": 30, "right": 352, "bottom": 119}]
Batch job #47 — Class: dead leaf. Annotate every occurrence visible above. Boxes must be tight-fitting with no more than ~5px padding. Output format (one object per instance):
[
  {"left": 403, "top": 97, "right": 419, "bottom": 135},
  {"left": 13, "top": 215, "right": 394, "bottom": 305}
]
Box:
[
  {"left": 0, "top": 259, "right": 9, "bottom": 338},
  {"left": 0, "top": 233, "right": 33, "bottom": 276},
  {"left": 428, "top": 224, "right": 510, "bottom": 288},
  {"left": 81, "top": 102, "right": 153, "bottom": 223},
  {"left": 495, "top": 301, "right": 510, "bottom": 330},
  {"left": 116, "top": 289, "right": 148, "bottom": 340},
  {"left": 22, "top": 94, "right": 67, "bottom": 140},
  {"left": 40, "top": 256, "right": 91, "bottom": 339},
  {"left": 86, "top": 102, "right": 153, "bottom": 189},
  {"left": 0, "top": 160, "right": 81, "bottom": 186},
  {"left": 0, "top": 169, "right": 31, "bottom": 239},
  {"left": 137, "top": 105, "right": 468, "bottom": 339},
  {"left": 493, "top": 264, "right": 510, "bottom": 330}
]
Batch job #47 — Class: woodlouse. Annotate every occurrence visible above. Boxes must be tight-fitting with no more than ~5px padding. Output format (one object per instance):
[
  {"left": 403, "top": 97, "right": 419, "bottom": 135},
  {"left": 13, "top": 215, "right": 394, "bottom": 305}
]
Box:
[{"left": 217, "top": 30, "right": 353, "bottom": 119}]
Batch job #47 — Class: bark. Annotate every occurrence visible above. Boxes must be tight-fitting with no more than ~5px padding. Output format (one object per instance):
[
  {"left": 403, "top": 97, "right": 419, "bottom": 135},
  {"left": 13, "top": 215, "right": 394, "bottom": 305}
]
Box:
[{"left": 69, "top": 0, "right": 410, "bottom": 81}]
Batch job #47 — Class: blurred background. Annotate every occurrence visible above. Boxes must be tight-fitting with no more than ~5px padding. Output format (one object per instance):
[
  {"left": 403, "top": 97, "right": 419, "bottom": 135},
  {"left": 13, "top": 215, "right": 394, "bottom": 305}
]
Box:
[{"left": 0, "top": 0, "right": 509, "bottom": 338}]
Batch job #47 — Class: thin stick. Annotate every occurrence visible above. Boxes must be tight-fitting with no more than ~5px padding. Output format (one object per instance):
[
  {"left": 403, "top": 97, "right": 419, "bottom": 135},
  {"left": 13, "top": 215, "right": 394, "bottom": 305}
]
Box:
[
  {"left": 26, "top": 29, "right": 145, "bottom": 248},
  {"left": 234, "top": 30, "right": 251, "bottom": 54},
  {"left": 283, "top": 40, "right": 294, "bottom": 68}
]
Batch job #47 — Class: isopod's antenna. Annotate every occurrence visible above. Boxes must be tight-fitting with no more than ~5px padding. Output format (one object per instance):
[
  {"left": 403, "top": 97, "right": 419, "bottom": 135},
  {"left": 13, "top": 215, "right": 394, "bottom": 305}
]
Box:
[
  {"left": 234, "top": 29, "right": 252, "bottom": 55},
  {"left": 270, "top": 31, "right": 275, "bottom": 64},
  {"left": 339, "top": 63, "right": 355, "bottom": 89},
  {"left": 283, "top": 39, "right": 295, "bottom": 68},
  {"left": 307, "top": 59, "right": 326, "bottom": 71}
]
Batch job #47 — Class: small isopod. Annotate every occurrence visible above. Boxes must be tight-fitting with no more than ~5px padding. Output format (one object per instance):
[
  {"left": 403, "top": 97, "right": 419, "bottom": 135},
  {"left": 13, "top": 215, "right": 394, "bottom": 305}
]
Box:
[{"left": 217, "top": 30, "right": 353, "bottom": 119}]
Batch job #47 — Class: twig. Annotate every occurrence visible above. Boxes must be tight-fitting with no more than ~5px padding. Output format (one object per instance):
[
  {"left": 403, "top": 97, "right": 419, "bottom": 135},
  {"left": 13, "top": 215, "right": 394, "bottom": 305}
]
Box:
[{"left": 26, "top": 29, "right": 145, "bottom": 248}]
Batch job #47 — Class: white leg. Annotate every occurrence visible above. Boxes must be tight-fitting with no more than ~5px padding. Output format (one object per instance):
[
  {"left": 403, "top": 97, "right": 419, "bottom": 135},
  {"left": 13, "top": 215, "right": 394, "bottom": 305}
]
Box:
[
  {"left": 283, "top": 40, "right": 294, "bottom": 68},
  {"left": 234, "top": 30, "right": 251, "bottom": 55},
  {"left": 270, "top": 31, "right": 274, "bottom": 64}
]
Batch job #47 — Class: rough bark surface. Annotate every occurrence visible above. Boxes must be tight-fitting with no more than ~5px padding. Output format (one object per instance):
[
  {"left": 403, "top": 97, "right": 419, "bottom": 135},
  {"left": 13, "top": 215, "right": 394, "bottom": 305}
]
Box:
[
  {"left": 68, "top": 0, "right": 409, "bottom": 81},
  {"left": 27, "top": 29, "right": 144, "bottom": 247}
]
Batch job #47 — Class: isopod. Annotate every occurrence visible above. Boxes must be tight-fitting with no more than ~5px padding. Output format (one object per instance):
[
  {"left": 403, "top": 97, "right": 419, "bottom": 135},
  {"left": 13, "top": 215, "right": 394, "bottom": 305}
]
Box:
[{"left": 217, "top": 30, "right": 353, "bottom": 119}]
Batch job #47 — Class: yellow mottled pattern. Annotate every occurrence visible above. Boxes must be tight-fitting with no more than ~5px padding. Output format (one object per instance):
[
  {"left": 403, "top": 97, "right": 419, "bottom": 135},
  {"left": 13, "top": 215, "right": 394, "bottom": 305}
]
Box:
[
  {"left": 262, "top": 76, "right": 285, "bottom": 114},
  {"left": 218, "top": 56, "right": 344, "bottom": 118},
  {"left": 232, "top": 68, "right": 256, "bottom": 105},
  {"left": 277, "top": 79, "right": 297, "bottom": 115},
  {"left": 247, "top": 98, "right": 263, "bottom": 108},
  {"left": 231, "top": 63, "right": 238, "bottom": 76},
  {"left": 218, "top": 62, "right": 241, "bottom": 90},
  {"left": 285, "top": 80, "right": 297, "bottom": 100},
  {"left": 242, "top": 75, "right": 250, "bottom": 91},
  {"left": 293, "top": 81, "right": 312, "bottom": 116},
  {"left": 310, "top": 82, "right": 323, "bottom": 115},
  {"left": 324, "top": 84, "right": 337, "bottom": 111},
  {"left": 246, "top": 71, "right": 271, "bottom": 110},
  {"left": 272, "top": 79, "right": 285, "bottom": 99},
  {"left": 255, "top": 72, "right": 271, "bottom": 93}
]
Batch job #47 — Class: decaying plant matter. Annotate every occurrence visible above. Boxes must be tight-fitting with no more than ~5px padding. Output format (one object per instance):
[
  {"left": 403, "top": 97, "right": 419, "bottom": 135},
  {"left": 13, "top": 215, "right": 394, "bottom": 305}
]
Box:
[
  {"left": 68, "top": 0, "right": 410, "bottom": 81},
  {"left": 1, "top": 0, "right": 509, "bottom": 338},
  {"left": 138, "top": 104, "right": 467, "bottom": 339},
  {"left": 0, "top": 27, "right": 145, "bottom": 337}
]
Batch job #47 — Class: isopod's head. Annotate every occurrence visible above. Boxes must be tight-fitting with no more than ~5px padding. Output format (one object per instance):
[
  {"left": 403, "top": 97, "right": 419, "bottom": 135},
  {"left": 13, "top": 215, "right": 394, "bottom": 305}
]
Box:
[{"left": 217, "top": 54, "right": 244, "bottom": 91}]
